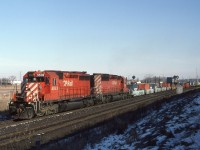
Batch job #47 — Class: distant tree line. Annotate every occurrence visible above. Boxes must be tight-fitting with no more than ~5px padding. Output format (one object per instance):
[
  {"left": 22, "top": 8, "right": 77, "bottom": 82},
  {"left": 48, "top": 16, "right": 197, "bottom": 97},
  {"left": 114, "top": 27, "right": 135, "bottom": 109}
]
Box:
[
  {"left": 141, "top": 75, "right": 196, "bottom": 84},
  {"left": 128, "top": 75, "right": 167, "bottom": 85},
  {"left": 0, "top": 76, "right": 16, "bottom": 85},
  {"left": 141, "top": 75, "right": 167, "bottom": 84}
]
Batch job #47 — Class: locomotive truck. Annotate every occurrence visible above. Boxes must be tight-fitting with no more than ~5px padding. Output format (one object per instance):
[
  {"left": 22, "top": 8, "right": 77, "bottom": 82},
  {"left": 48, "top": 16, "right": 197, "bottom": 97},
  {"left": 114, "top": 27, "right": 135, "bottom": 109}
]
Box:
[{"left": 9, "top": 70, "right": 129, "bottom": 119}]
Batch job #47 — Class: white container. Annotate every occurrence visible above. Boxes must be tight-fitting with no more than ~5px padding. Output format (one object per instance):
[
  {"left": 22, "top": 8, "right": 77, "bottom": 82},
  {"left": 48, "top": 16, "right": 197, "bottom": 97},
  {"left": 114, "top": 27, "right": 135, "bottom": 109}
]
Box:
[
  {"left": 145, "top": 90, "right": 151, "bottom": 95},
  {"left": 132, "top": 90, "right": 145, "bottom": 96},
  {"left": 161, "top": 87, "right": 166, "bottom": 91},
  {"left": 176, "top": 85, "right": 183, "bottom": 94},
  {"left": 146, "top": 89, "right": 154, "bottom": 94},
  {"left": 167, "top": 87, "right": 171, "bottom": 90},
  {"left": 150, "top": 89, "right": 154, "bottom": 93},
  {"left": 155, "top": 88, "right": 162, "bottom": 93}
]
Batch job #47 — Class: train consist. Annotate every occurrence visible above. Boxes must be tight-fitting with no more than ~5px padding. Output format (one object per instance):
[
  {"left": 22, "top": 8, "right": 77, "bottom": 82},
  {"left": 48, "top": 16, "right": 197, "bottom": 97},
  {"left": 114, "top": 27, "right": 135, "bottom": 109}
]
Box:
[
  {"left": 128, "top": 82, "right": 172, "bottom": 96},
  {"left": 9, "top": 70, "right": 190, "bottom": 119},
  {"left": 9, "top": 70, "right": 129, "bottom": 119}
]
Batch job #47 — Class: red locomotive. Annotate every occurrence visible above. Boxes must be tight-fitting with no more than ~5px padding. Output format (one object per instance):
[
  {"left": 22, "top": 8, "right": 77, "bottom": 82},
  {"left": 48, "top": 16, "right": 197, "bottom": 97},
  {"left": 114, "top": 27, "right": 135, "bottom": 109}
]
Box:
[{"left": 9, "top": 70, "right": 129, "bottom": 119}]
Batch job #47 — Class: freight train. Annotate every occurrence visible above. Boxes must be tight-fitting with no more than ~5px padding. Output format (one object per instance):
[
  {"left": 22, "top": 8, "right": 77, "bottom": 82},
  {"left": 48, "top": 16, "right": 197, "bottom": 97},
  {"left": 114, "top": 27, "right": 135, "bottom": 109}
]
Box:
[
  {"left": 9, "top": 70, "right": 129, "bottom": 119},
  {"left": 9, "top": 70, "right": 190, "bottom": 119}
]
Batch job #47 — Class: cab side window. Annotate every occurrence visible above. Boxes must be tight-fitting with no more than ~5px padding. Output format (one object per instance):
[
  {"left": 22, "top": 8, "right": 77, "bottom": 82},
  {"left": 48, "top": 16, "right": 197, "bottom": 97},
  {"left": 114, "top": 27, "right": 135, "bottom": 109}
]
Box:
[{"left": 53, "top": 78, "right": 57, "bottom": 86}]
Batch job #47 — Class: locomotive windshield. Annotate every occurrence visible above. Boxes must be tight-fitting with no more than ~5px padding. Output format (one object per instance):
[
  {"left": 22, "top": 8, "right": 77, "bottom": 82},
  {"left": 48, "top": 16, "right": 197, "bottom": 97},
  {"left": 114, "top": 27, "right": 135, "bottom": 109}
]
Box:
[
  {"left": 23, "top": 72, "right": 45, "bottom": 82},
  {"left": 23, "top": 77, "right": 45, "bottom": 83},
  {"left": 36, "top": 77, "right": 45, "bottom": 82}
]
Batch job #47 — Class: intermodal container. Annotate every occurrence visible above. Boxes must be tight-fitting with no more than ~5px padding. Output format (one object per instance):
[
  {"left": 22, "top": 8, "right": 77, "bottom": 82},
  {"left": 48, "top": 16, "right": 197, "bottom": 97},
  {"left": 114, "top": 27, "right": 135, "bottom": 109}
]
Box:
[
  {"left": 150, "top": 83, "right": 157, "bottom": 90},
  {"left": 138, "top": 83, "right": 150, "bottom": 90},
  {"left": 183, "top": 83, "right": 190, "bottom": 88},
  {"left": 167, "top": 87, "right": 171, "bottom": 90},
  {"left": 162, "top": 82, "right": 171, "bottom": 87},
  {"left": 167, "top": 77, "right": 173, "bottom": 84},
  {"left": 146, "top": 89, "right": 154, "bottom": 94},
  {"left": 161, "top": 87, "right": 167, "bottom": 91},
  {"left": 155, "top": 87, "right": 162, "bottom": 93},
  {"left": 176, "top": 85, "right": 183, "bottom": 94},
  {"left": 132, "top": 90, "right": 145, "bottom": 96}
]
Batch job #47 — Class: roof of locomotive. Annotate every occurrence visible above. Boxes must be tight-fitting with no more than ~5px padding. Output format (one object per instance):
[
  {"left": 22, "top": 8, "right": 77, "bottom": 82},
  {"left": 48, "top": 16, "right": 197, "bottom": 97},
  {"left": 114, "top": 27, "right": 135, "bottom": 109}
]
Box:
[
  {"left": 24, "top": 71, "right": 124, "bottom": 78},
  {"left": 44, "top": 70, "right": 90, "bottom": 78},
  {"left": 93, "top": 73, "right": 122, "bottom": 77},
  {"left": 23, "top": 70, "right": 89, "bottom": 78},
  {"left": 44, "top": 70, "right": 87, "bottom": 74},
  {"left": 25, "top": 70, "right": 88, "bottom": 74}
]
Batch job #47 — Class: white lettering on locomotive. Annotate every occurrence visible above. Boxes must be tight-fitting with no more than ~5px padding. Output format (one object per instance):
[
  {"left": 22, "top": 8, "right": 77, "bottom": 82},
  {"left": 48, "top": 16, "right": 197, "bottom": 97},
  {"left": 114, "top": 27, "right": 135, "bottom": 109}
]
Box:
[
  {"left": 112, "top": 81, "right": 117, "bottom": 85},
  {"left": 63, "top": 80, "right": 73, "bottom": 86},
  {"left": 37, "top": 74, "right": 44, "bottom": 77}
]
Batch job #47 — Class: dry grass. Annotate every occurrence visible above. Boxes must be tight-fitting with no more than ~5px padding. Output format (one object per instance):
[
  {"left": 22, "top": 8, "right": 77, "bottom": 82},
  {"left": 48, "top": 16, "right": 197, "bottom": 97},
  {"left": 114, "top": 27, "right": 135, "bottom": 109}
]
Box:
[
  {"left": 0, "top": 85, "right": 20, "bottom": 111},
  {"left": 0, "top": 99, "right": 9, "bottom": 111}
]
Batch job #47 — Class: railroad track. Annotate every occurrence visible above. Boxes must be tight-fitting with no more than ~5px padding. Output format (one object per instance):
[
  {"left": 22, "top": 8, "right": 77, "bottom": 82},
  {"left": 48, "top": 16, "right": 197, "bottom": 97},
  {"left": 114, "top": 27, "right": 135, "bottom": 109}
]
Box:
[
  {"left": 0, "top": 88, "right": 199, "bottom": 149},
  {"left": 0, "top": 90, "right": 173, "bottom": 130}
]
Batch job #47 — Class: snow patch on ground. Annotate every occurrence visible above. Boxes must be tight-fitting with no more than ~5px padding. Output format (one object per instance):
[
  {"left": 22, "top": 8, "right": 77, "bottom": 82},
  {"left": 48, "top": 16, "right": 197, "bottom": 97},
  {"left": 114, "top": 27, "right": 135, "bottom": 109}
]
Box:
[{"left": 84, "top": 93, "right": 200, "bottom": 149}]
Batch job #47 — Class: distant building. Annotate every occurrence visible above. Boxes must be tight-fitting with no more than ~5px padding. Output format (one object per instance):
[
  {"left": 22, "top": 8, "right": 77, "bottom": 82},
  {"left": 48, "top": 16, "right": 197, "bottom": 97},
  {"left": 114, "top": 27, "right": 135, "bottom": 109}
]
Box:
[{"left": 12, "top": 80, "right": 22, "bottom": 85}]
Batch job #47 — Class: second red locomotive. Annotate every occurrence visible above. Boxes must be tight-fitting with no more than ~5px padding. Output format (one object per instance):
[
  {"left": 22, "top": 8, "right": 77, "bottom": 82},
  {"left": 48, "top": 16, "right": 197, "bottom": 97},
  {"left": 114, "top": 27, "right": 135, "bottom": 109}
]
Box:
[{"left": 9, "top": 70, "right": 129, "bottom": 119}]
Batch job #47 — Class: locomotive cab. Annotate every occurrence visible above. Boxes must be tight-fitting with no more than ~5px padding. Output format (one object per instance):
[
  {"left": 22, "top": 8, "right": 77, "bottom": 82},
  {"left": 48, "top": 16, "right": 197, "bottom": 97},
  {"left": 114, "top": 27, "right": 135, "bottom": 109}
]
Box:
[
  {"left": 22, "top": 71, "right": 47, "bottom": 102},
  {"left": 9, "top": 71, "right": 48, "bottom": 119}
]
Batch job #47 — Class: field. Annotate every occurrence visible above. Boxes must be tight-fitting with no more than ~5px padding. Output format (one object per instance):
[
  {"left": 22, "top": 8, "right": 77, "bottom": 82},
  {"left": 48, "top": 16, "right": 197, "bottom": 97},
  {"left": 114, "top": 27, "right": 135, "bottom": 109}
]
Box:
[{"left": 0, "top": 85, "right": 20, "bottom": 111}]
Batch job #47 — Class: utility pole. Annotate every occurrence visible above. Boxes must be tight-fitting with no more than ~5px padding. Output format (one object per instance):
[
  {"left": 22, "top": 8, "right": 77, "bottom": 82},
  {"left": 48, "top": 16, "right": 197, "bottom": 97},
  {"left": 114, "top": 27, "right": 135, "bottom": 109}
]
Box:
[{"left": 20, "top": 71, "right": 22, "bottom": 81}]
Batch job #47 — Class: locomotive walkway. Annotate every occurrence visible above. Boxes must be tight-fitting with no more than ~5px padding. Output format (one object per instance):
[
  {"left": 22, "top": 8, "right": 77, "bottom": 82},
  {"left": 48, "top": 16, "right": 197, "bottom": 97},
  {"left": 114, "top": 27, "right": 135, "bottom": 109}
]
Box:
[{"left": 0, "top": 87, "right": 199, "bottom": 150}]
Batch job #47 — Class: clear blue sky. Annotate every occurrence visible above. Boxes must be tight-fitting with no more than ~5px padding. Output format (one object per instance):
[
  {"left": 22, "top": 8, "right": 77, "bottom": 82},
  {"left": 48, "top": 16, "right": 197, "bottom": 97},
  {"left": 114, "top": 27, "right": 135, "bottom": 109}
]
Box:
[{"left": 0, "top": 0, "right": 199, "bottom": 80}]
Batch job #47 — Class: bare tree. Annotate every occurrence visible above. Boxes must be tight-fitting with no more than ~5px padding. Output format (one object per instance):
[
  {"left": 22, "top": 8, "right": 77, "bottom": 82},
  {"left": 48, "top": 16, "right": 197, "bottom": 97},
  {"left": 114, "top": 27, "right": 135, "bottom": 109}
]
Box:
[
  {"left": 143, "top": 74, "right": 154, "bottom": 83},
  {"left": 9, "top": 76, "right": 16, "bottom": 84},
  {"left": 142, "top": 75, "right": 167, "bottom": 84}
]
